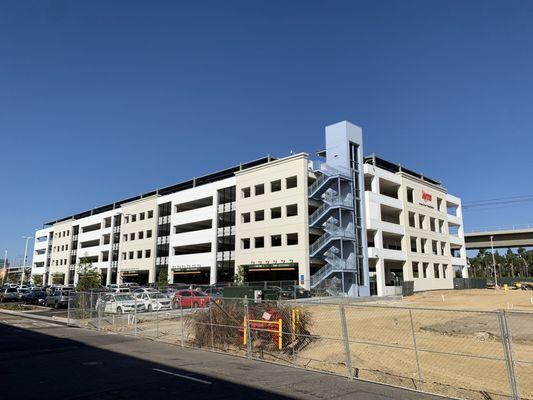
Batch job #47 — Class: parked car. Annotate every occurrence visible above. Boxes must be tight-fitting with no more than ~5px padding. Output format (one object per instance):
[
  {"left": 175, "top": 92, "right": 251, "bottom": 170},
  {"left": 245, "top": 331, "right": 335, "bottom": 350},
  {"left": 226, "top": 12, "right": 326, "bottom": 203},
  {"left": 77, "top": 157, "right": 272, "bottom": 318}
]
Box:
[
  {"left": 0, "top": 287, "right": 19, "bottom": 302},
  {"left": 134, "top": 291, "right": 172, "bottom": 312},
  {"left": 172, "top": 290, "right": 211, "bottom": 309},
  {"left": 107, "top": 286, "right": 131, "bottom": 294},
  {"left": 96, "top": 293, "right": 145, "bottom": 314},
  {"left": 157, "top": 288, "right": 175, "bottom": 299},
  {"left": 281, "top": 285, "right": 311, "bottom": 299},
  {"left": 24, "top": 288, "right": 47, "bottom": 305},
  {"left": 45, "top": 288, "right": 74, "bottom": 308},
  {"left": 121, "top": 282, "right": 140, "bottom": 289},
  {"left": 168, "top": 283, "right": 191, "bottom": 291},
  {"left": 201, "top": 286, "right": 223, "bottom": 297},
  {"left": 132, "top": 287, "right": 160, "bottom": 295},
  {"left": 17, "top": 287, "right": 31, "bottom": 300}
]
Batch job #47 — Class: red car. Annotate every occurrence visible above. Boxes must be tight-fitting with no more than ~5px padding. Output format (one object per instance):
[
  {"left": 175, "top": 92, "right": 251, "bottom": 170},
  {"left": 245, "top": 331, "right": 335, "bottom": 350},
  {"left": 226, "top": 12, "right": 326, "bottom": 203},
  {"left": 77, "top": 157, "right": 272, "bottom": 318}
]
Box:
[{"left": 172, "top": 290, "right": 211, "bottom": 309}]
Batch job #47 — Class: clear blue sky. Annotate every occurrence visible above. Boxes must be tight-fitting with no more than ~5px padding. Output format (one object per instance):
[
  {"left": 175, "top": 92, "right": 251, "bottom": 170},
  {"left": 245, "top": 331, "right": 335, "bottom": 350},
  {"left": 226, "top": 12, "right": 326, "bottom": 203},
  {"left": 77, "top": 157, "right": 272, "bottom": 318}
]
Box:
[{"left": 1, "top": 1, "right": 533, "bottom": 263}]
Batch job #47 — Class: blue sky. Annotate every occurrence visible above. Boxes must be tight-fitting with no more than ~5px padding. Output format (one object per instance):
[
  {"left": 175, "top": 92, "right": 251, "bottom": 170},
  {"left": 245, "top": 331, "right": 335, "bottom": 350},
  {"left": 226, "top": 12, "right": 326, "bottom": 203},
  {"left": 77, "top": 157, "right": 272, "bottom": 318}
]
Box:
[{"left": 1, "top": 1, "right": 532, "bottom": 263}]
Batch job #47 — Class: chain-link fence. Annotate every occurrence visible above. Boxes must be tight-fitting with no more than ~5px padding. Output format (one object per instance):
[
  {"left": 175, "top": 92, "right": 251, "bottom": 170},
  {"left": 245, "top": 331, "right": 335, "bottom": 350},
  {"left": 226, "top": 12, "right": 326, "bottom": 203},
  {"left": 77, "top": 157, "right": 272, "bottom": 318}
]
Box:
[{"left": 67, "top": 292, "right": 532, "bottom": 400}]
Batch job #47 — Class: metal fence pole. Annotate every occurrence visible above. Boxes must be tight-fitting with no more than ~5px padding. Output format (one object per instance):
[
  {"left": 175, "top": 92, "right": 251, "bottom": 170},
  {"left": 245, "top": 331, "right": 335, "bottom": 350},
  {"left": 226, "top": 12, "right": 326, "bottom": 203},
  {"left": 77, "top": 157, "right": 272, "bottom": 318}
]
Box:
[
  {"left": 408, "top": 309, "right": 423, "bottom": 389},
  {"left": 339, "top": 305, "right": 353, "bottom": 379},
  {"left": 180, "top": 300, "right": 184, "bottom": 347},
  {"left": 498, "top": 310, "right": 520, "bottom": 400},
  {"left": 97, "top": 293, "right": 101, "bottom": 331},
  {"left": 156, "top": 308, "right": 159, "bottom": 339},
  {"left": 244, "top": 299, "right": 252, "bottom": 359},
  {"left": 67, "top": 292, "right": 71, "bottom": 326},
  {"left": 209, "top": 300, "right": 215, "bottom": 350},
  {"left": 134, "top": 296, "right": 138, "bottom": 336}
]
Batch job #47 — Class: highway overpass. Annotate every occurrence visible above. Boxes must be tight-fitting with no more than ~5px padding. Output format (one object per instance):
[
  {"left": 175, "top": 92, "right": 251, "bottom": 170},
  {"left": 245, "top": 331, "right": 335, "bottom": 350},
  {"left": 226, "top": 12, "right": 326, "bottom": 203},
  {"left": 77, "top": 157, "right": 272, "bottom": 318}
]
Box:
[{"left": 464, "top": 224, "right": 533, "bottom": 250}]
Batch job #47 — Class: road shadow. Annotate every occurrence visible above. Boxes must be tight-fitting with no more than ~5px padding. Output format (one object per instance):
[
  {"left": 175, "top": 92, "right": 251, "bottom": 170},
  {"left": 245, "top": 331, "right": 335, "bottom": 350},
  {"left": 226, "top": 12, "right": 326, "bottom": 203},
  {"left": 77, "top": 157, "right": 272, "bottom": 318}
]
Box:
[{"left": 0, "top": 320, "right": 296, "bottom": 400}]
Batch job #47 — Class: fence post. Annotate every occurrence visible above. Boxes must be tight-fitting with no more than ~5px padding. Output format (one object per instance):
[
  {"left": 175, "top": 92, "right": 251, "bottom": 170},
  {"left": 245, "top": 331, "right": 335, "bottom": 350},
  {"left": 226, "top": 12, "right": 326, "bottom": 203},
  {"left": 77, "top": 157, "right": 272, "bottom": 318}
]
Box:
[
  {"left": 156, "top": 307, "right": 159, "bottom": 339},
  {"left": 339, "top": 305, "right": 353, "bottom": 379},
  {"left": 498, "top": 310, "right": 520, "bottom": 400},
  {"left": 209, "top": 299, "right": 215, "bottom": 350},
  {"left": 244, "top": 299, "right": 252, "bottom": 359},
  {"left": 97, "top": 293, "right": 101, "bottom": 331},
  {"left": 408, "top": 309, "right": 423, "bottom": 389},
  {"left": 134, "top": 296, "right": 138, "bottom": 336},
  {"left": 67, "top": 292, "right": 71, "bottom": 326},
  {"left": 180, "top": 300, "right": 184, "bottom": 347}
]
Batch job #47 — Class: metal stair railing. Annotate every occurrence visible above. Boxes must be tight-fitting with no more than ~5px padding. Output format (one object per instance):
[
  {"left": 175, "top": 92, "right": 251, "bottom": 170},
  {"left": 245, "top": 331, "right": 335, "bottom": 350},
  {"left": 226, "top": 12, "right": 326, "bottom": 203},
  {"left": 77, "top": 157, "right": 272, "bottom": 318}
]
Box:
[
  {"left": 309, "top": 226, "right": 356, "bottom": 255},
  {"left": 310, "top": 255, "right": 356, "bottom": 288},
  {"left": 309, "top": 163, "right": 352, "bottom": 197},
  {"left": 309, "top": 195, "right": 354, "bottom": 226}
]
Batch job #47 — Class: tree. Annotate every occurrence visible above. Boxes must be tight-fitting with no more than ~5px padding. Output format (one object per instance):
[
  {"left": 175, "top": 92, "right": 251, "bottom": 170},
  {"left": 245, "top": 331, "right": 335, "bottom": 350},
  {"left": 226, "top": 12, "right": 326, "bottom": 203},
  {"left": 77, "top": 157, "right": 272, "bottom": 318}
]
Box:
[
  {"left": 33, "top": 275, "right": 43, "bottom": 286},
  {"left": 234, "top": 265, "right": 245, "bottom": 286},
  {"left": 76, "top": 257, "right": 101, "bottom": 291},
  {"left": 156, "top": 269, "right": 168, "bottom": 289}
]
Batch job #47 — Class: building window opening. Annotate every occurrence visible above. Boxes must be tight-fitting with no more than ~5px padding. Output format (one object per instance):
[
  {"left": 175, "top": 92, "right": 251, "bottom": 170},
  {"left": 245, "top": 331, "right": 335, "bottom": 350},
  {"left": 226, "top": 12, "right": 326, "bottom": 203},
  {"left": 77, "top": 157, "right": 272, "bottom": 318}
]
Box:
[
  {"left": 286, "top": 176, "right": 297, "bottom": 189},
  {"left": 271, "top": 180, "right": 282, "bottom": 192},
  {"left": 271, "top": 235, "right": 282, "bottom": 247}
]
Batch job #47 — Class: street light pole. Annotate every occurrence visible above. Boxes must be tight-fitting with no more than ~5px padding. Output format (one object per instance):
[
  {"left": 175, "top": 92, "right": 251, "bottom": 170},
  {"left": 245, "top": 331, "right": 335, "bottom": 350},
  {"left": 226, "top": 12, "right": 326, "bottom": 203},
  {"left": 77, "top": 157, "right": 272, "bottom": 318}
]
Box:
[
  {"left": 1, "top": 250, "right": 7, "bottom": 286},
  {"left": 517, "top": 254, "right": 529, "bottom": 278},
  {"left": 490, "top": 236, "right": 498, "bottom": 288},
  {"left": 21, "top": 236, "right": 33, "bottom": 286}
]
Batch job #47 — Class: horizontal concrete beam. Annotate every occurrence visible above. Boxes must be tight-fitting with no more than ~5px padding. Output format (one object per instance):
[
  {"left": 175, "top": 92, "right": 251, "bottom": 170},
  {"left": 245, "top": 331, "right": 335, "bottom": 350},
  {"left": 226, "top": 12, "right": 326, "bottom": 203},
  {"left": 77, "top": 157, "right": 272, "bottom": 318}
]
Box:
[{"left": 465, "top": 228, "right": 533, "bottom": 249}]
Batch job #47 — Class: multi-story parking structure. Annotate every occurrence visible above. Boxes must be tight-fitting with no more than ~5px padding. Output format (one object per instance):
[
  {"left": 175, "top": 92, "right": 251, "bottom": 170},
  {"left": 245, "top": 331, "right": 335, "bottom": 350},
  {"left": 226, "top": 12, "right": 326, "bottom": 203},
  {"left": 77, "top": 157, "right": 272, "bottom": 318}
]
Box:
[{"left": 31, "top": 121, "right": 467, "bottom": 296}]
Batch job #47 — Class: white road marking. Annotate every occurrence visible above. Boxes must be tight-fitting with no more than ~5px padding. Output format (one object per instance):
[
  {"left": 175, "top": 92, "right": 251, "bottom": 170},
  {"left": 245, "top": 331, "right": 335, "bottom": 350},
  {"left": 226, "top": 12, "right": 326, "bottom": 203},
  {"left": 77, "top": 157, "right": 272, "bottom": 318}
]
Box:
[{"left": 152, "top": 368, "right": 212, "bottom": 385}]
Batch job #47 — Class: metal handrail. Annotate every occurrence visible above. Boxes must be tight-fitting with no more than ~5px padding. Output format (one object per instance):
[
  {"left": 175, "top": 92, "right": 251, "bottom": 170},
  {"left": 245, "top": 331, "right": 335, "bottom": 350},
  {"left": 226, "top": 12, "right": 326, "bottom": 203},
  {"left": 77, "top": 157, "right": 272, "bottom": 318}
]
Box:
[
  {"left": 309, "top": 195, "right": 354, "bottom": 225},
  {"left": 465, "top": 223, "right": 533, "bottom": 233},
  {"left": 309, "top": 227, "right": 356, "bottom": 254},
  {"left": 310, "top": 255, "right": 356, "bottom": 287},
  {"left": 309, "top": 163, "right": 353, "bottom": 196}
]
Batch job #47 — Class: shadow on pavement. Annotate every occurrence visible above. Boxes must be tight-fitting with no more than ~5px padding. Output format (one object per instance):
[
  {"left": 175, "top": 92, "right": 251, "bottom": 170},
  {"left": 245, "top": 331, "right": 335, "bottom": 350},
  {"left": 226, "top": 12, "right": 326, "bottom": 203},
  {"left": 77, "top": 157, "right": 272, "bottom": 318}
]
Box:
[{"left": 0, "top": 321, "right": 294, "bottom": 400}]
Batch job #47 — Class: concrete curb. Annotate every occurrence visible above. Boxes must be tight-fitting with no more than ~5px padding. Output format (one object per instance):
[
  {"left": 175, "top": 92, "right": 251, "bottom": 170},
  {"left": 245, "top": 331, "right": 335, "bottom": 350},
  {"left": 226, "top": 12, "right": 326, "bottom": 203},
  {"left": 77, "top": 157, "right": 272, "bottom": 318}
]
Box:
[{"left": 0, "top": 309, "right": 70, "bottom": 325}]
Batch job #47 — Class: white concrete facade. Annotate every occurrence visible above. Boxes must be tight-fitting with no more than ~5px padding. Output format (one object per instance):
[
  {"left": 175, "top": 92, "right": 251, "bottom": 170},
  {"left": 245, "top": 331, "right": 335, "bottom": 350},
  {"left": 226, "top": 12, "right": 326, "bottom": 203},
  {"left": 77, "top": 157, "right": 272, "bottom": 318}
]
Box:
[
  {"left": 364, "top": 157, "right": 468, "bottom": 296},
  {"left": 163, "top": 177, "right": 236, "bottom": 285},
  {"left": 31, "top": 121, "right": 467, "bottom": 296}
]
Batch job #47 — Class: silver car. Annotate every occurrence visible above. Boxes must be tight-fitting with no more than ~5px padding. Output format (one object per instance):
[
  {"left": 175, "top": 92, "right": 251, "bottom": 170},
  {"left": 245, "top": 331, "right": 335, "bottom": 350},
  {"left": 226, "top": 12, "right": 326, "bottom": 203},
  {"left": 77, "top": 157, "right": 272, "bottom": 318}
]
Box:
[
  {"left": 0, "top": 287, "right": 19, "bottom": 302},
  {"left": 134, "top": 291, "right": 172, "bottom": 312},
  {"left": 96, "top": 293, "right": 144, "bottom": 314}
]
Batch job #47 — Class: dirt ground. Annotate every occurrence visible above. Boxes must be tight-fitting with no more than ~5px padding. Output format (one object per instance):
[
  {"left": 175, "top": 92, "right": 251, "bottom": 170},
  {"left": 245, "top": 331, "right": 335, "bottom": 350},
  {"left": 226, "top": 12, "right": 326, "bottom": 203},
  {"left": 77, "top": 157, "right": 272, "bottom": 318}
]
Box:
[
  {"left": 296, "top": 290, "right": 533, "bottom": 400},
  {"left": 390, "top": 288, "right": 533, "bottom": 311},
  {"left": 94, "top": 290, "right": 533, "bottom": 400}
]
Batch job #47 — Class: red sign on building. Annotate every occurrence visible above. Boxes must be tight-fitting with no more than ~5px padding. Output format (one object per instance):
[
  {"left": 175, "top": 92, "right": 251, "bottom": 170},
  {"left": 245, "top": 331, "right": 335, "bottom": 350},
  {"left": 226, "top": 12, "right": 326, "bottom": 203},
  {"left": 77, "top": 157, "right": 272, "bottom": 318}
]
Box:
[{"left": 422, "top": 191, "right": 432, "bottom": 202}]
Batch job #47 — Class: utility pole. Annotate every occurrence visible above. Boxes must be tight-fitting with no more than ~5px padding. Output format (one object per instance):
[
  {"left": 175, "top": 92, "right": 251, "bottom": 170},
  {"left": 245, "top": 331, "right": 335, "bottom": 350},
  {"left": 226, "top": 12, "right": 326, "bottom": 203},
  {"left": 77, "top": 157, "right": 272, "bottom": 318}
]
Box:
[
  {"left": 1, "top": 250, "right": 7, "bottom": 285},
  {"left": 21, "top": 236, "right": 33, "bottom": 286},
  {"left": 490, "top": 236, "right": 498, "bottom": 288}
]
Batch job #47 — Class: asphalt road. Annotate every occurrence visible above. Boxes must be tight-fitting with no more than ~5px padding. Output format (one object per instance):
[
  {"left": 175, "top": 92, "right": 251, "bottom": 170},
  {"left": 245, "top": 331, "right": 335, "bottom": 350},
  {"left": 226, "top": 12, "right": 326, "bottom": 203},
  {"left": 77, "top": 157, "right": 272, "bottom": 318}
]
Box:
[{"left": 0, "top": 313, "right": 446, "bottom": 400}]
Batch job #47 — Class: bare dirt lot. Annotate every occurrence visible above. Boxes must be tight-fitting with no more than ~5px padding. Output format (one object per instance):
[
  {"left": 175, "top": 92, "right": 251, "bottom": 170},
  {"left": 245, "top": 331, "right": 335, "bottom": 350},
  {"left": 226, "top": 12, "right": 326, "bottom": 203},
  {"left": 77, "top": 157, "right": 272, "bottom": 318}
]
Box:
[
  {"left": 83, "top": 290, "right": 533, "bottom": 400},
  {"left": 390, "top": 288, "right": 533, "bottom": 311},
  {"left": 297, "top": 290, "right": 533, "bottom": 400}
]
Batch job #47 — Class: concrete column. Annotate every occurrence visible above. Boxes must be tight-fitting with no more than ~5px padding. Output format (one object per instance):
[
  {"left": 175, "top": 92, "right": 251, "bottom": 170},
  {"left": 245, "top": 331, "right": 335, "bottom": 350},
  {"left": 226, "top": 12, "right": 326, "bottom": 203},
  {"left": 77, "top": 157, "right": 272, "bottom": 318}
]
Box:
[
  {"left": 106, "top": 265, "right": 112, "bottom": 286},
  {"left": 148, "top": 267, "right": 156, "bottom": 284},
  {"left": 169, "top": 267, "right": 174, "bottom": 284},
  {"left": 371, "top": 175, "right": 378, "bottom": 193},
  {"left": 376, "top": 258, "right": 385, "bottom": 296}
]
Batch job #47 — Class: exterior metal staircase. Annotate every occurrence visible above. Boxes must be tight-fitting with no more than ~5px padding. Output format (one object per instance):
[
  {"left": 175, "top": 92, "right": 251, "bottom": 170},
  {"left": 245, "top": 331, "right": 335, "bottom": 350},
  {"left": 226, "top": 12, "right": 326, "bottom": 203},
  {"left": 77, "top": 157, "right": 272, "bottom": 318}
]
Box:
[
  {"left": 309, "top": 163, "right": 352, "bottom": 199},
  {"left": 308, "top": 162, "right": 358, "bottom": 291},
  {"left": 310, "top": 248, "right": 356, "bottom": 288},
  {"left": 309, "top": 191, "right": 354, "bottom": 227}
]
